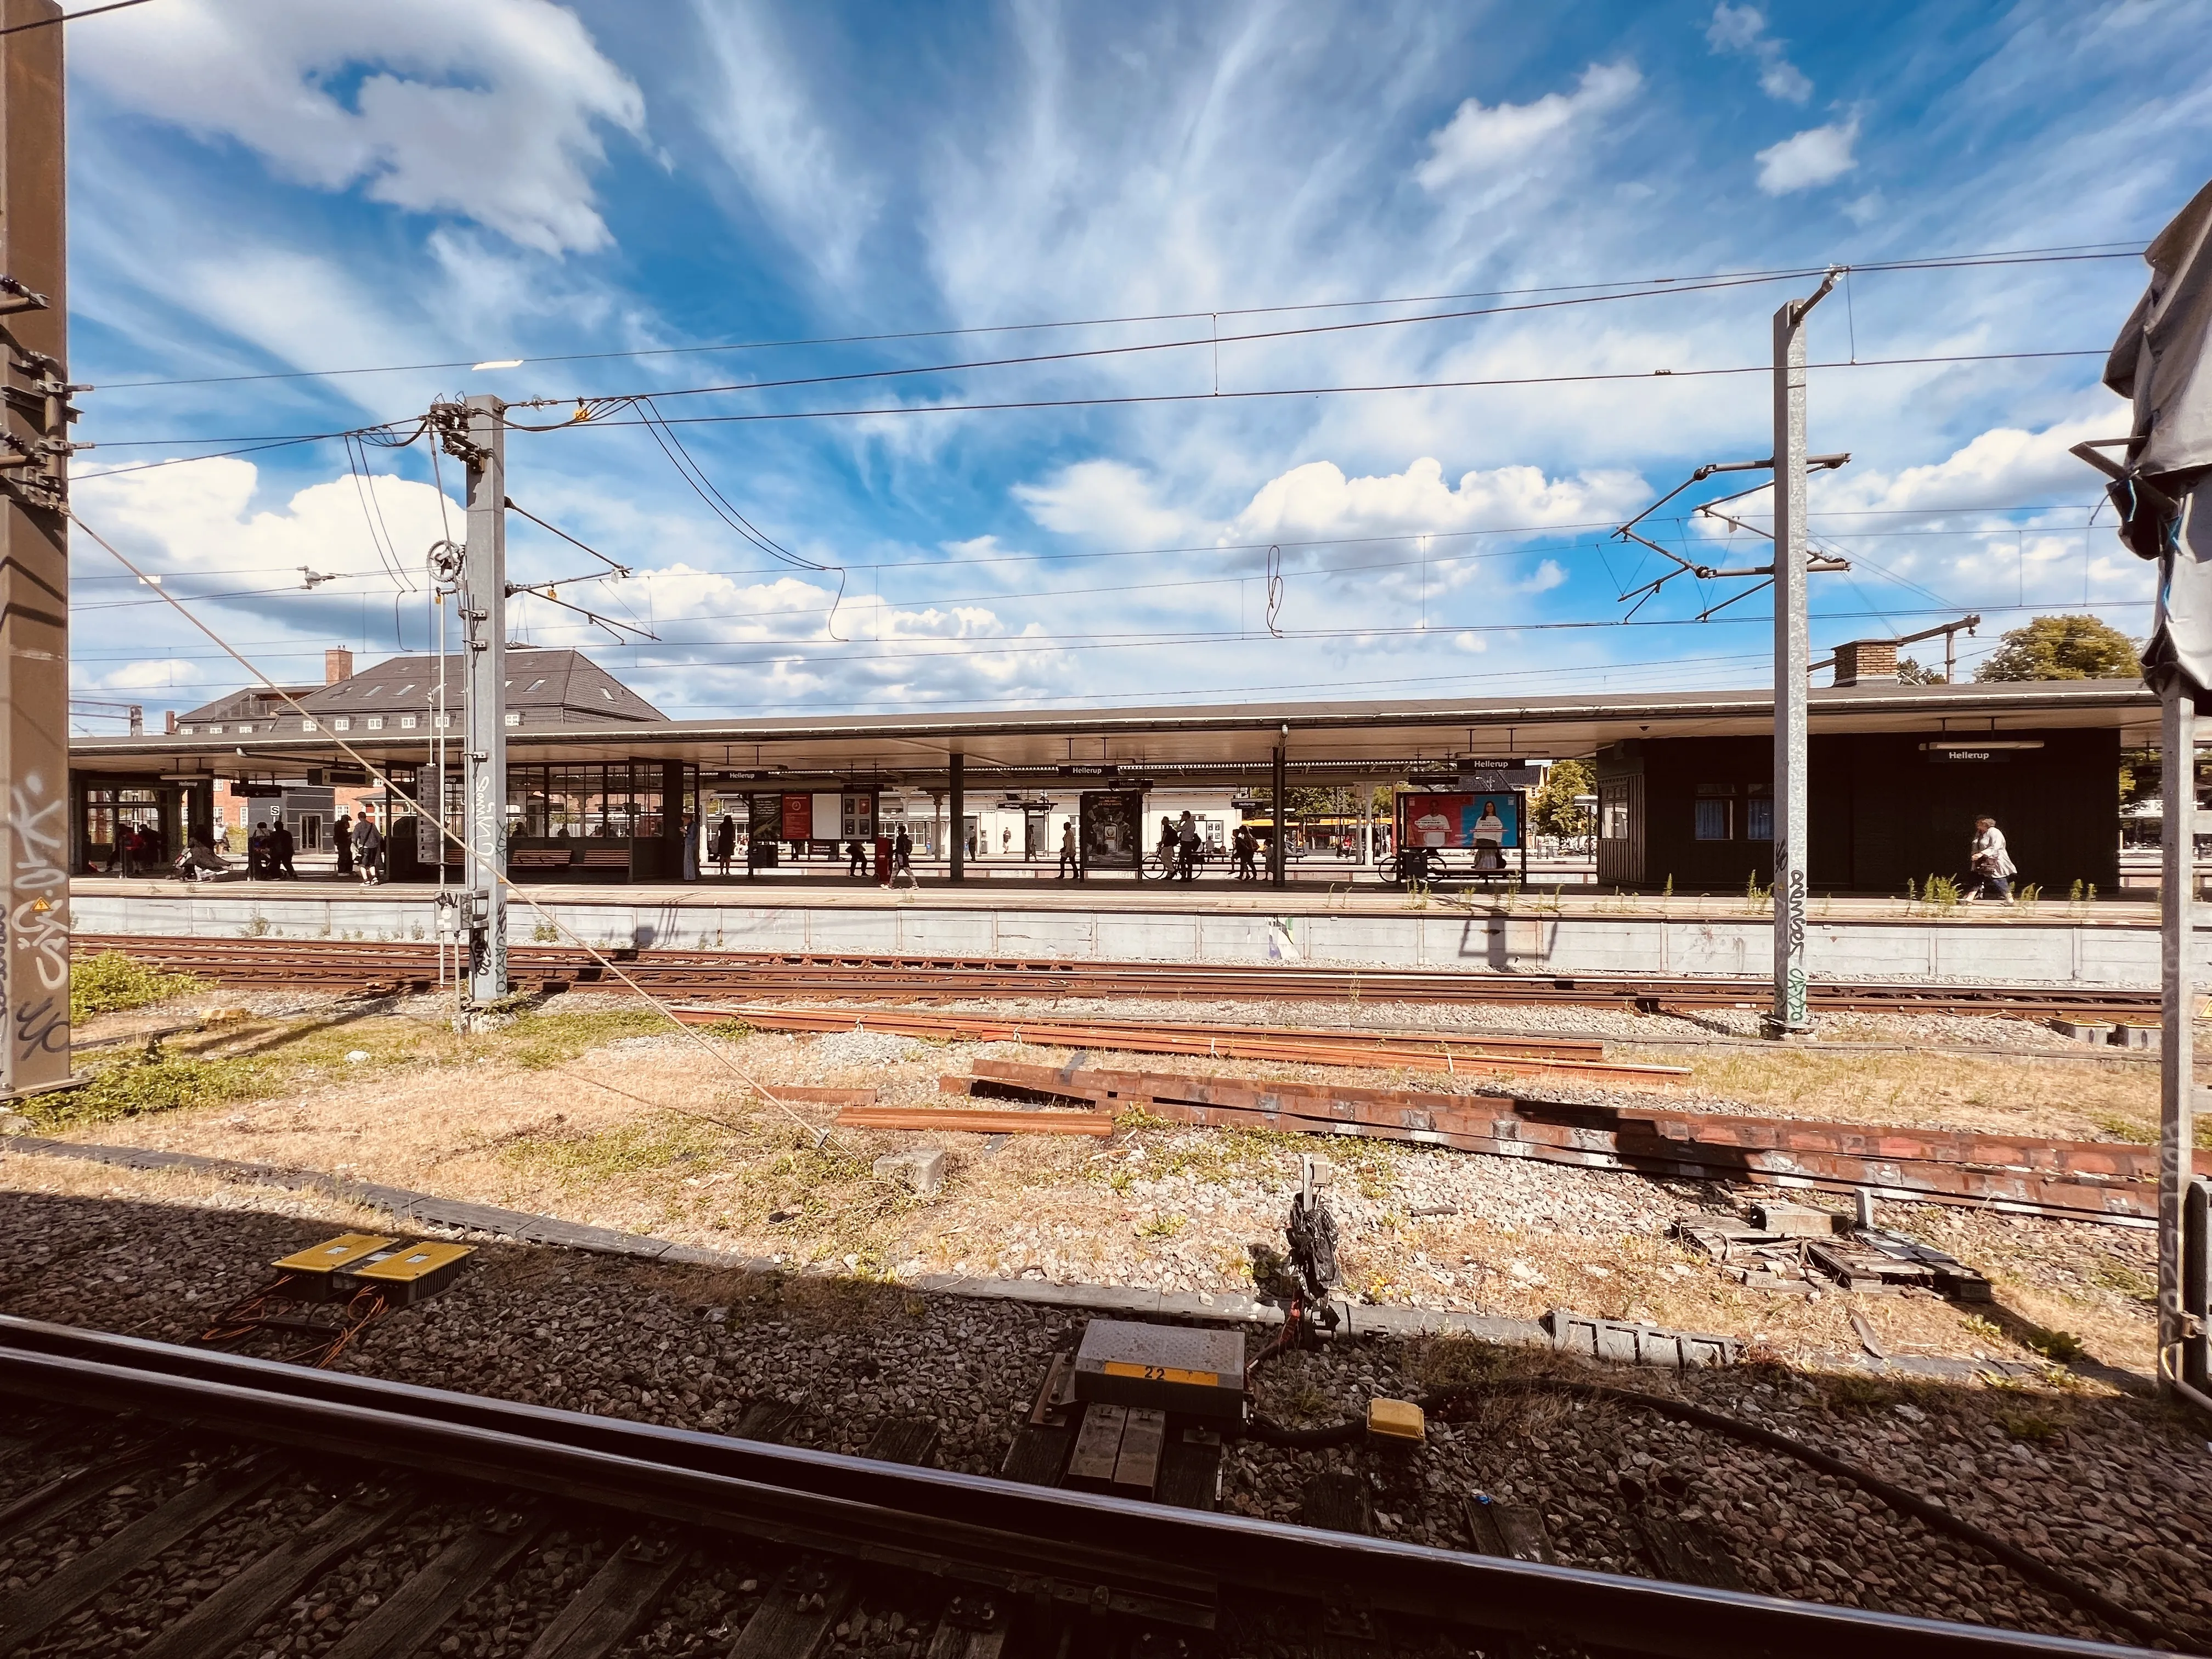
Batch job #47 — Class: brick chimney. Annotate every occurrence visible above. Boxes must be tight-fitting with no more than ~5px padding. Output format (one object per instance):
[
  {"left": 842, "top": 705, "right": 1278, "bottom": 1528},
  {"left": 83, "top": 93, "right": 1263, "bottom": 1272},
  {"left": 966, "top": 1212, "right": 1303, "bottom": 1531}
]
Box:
[
  {"left": 1832, "top": 639, "right": 1898, "bottom": 687},
  {"left": 164, "top": 709, "right": 177, "bottom": 735},
  {"left": 324, "top": 647, "right": 354, "bottom": 685}
]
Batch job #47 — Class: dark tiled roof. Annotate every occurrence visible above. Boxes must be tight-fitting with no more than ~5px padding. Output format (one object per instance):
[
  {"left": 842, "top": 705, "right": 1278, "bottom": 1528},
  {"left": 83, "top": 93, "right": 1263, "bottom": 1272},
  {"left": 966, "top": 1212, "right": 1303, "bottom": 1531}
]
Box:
[
  {"left": 173, "top": 649, "right": 664, "bottom": 737},
  {"left": 174, "top": 686, "right": 320, "bottom": 724}
]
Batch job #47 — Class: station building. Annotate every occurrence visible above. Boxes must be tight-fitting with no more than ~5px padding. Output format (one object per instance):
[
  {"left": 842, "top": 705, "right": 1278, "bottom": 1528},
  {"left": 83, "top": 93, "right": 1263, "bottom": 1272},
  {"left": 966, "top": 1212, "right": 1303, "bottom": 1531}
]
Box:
[{"left": 68, "top": 650, "right": 2154, "bottom": 895}]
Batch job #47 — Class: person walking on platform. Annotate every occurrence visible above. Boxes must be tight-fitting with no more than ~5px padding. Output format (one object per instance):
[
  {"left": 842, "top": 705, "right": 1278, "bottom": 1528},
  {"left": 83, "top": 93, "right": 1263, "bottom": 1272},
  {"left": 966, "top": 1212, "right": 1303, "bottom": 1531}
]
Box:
[
  {"left": 334, "top": 813, "right": 353, "bottom": 877},
  {"left": 1058, "top": 820, "right": 1081, "bottom": 881},
  {"left": 269, "top": 819, "right": 297, "bottom": 879},
  {"left": 894, "top": 824, "right": 913, "bottom": 876},
  {"left": 713, "top": 814, "right": 737, "bottom": 877},
  {"left": 353, "top": 811, "right": 382, "bottom": 886},
  {"left": 1963, "top": 815, "right": 2016, "bottom": 904},
  {"left": 1232, "top": 822, "right": 1258, "bottom": 882}
]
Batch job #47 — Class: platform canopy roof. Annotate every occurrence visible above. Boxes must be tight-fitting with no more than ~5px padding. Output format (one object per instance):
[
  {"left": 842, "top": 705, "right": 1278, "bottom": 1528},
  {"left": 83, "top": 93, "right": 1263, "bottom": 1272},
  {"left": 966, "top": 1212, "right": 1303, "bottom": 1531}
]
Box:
[{"left": 71, "top": 677, "right": 2159, "bottom": 787}]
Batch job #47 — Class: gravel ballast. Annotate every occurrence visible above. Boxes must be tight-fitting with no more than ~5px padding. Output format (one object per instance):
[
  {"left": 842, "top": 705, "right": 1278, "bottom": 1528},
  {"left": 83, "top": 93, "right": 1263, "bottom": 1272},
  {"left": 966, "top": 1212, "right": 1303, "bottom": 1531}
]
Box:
[{"left": 0, "top": 1187, "right": 2207, "bottom": 1649}]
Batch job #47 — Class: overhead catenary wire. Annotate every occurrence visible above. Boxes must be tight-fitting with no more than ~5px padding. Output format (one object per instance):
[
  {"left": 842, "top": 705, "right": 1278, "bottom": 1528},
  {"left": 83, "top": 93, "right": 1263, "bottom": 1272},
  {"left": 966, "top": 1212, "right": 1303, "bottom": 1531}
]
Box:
[
  {"left": 0, "top": 0, "right": 155, "bottom": 36},
  {"left": 67, "top": 507, "right": 839, "bottom": 1151},
  {"left": 77, "top": 347, "right": 2112, "bottom": 460},
  {"left": 94, "top": 240, "right": 2148, "bottom": 392}
]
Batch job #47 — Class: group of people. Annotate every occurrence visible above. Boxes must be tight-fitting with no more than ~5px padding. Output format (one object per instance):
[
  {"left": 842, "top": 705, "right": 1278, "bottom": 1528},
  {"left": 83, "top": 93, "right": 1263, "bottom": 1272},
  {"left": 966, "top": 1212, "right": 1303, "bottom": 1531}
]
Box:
[{"left": 103, "top": 821, "right": 167, "bottom": 877}]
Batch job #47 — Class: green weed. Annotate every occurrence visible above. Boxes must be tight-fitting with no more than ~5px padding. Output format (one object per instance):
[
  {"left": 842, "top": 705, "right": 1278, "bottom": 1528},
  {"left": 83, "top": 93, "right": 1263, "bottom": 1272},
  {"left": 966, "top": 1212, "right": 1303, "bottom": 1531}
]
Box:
[
  {"left": 1137, "top": 1213, "right": 1186, "bottom": 1239},
  {"left": 2019, "top": 1325, "right": 2087, "bottom": 1364},
  {"left": 69, "top": 952, "right": 208, "bottom": 1024},
  {"left": 29, "top": 1049, "right": 268, "bottom": 1128},
  {"left": 1925, "top": 874, "right": 1961, "bottom": 912},
  {"left": 1819, "top": 1374, "right": 1899, "bottom": 1413},
  {"left": 2090, "top": 1260, "right": 2157, "bottom": 1303},
  {"left": 503, "top": 1008, "right": 677, "bottom": 1069},
  {"left": 1995, "top": 1406, "right": 2070, "bottom": 1442},
  {"left": 501, "top": 1115, "right": 730, "bottom": 1188}
]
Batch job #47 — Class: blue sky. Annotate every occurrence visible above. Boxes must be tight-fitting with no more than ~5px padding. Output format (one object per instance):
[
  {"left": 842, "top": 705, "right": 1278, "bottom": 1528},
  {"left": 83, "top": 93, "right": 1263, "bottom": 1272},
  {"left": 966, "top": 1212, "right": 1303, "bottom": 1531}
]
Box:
[{"left": 61, "top": 0, "right": 2212, "bottom": 729}]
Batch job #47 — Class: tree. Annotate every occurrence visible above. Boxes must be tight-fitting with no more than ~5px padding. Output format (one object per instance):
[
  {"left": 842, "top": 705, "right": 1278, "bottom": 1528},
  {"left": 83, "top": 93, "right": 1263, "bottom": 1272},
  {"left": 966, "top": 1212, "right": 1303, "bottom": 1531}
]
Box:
[
  {"left": 1895, "top": 654, "right": 1945, "bottom": 685},
  {"left": 1531, "top": 758, "right": 1595, "bottom": 838},
  {"left": 1974, "top": 616, "right": 2142, "bottom": 682}
]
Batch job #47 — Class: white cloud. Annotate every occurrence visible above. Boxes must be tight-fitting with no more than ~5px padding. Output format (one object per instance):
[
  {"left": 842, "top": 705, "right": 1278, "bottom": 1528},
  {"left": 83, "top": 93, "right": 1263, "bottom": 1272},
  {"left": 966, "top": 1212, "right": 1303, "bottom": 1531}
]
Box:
[
  {"left": 1415, "top": 63, "right": 1641, "bottom": 191},
  {"left": 1705, "top": 4, "right": 1812, "bottom": 103},
  {"left": 73, "top": 0, "right": 644, "bottom": 254},
  {"left": 1826, "top": 411, "right": 2121, "bottom": 514},
  {"left": 74, "top": 459, "right": 461, "bottom": 587},
  {"left": 1223, "top": 457, "right": 1647, "bottom": 543},
  {"left": 1755, "top": 117, "right": 1861, "bottom": 194},
  {"left": 1012, "top": 460, "right": 1193, "bottom": 546}
]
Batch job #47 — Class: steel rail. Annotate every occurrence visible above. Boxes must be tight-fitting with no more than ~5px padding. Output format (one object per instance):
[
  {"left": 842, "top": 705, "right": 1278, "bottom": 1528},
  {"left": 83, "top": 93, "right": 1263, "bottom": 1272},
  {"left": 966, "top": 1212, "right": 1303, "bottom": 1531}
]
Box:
[
  {"left": 71, "top": 936, "right": 2164, "bottom": 1017},
  {"left": 0, "top": 1317, "right": 2168, "bottom": 1659}
]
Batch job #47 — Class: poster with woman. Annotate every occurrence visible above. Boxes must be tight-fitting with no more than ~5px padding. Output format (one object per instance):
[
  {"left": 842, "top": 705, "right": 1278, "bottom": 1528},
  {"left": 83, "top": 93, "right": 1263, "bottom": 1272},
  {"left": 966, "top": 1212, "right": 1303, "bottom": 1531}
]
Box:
[{"left": 1396, "top": 790, "right": 1523, "bottom": 872}]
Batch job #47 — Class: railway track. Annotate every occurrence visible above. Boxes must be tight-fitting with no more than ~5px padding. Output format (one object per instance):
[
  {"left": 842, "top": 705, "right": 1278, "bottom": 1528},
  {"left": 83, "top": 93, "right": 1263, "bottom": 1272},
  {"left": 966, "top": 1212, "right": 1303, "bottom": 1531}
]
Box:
[
  {"left": 0, "top": 1316, "right": 2159, "bottom": 1659},
  {"left": 74, "top": 935, "right": 2162, "bottom": 1019}
]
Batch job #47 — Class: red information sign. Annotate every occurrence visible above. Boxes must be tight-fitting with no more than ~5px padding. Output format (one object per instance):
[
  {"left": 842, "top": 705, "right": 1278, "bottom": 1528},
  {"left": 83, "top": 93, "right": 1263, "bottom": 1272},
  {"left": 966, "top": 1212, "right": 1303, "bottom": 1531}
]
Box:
[{"left": 780, "top": 793, "right": 811, "bottom": 842}]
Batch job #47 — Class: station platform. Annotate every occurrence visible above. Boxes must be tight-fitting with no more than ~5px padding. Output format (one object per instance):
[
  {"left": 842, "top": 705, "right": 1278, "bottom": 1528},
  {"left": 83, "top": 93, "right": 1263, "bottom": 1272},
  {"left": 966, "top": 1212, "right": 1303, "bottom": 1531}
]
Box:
[{"left": 69, "top": 874, "right": 2203, "bottom": 988}]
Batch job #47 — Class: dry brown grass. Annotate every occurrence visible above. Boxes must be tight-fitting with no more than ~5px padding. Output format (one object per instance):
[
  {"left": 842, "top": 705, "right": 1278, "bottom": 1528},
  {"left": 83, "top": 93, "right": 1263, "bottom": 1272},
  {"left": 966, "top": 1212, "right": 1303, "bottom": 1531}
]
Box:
[
  {"left": 9, "top": 995, "right": 2164, "bottom": 1378},
  {"left": 1616, "top": 1043, "right": 2162, "bottom": 1144}
]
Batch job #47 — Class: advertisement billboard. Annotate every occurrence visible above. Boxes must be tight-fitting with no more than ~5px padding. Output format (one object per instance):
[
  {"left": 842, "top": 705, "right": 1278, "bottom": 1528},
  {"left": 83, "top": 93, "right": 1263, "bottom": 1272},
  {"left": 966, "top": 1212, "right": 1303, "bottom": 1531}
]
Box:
[
  {"left": 1399, "top": 791, "right": 1522, "bottom": 873},
  {"left": 1079, "top": 788, "right": 1146, "bottom": 869}
]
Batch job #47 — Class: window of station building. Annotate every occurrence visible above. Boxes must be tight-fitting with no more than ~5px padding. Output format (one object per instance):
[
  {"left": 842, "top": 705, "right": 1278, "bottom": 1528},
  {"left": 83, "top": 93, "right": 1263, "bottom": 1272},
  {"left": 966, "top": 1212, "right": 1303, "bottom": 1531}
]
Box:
[
  {"left": 1599, "top": 783, "right": 1630, "bottom": 840},
  {"left": 503, "top": 711, "right": 521, "bottom": 727},
  {"left": 208, "top": 723, "right": 224, "bottom": 734},
  {"left": 332, "top": 717, "right": 351, "bottom": 731},
  {"left": 1745, "top": 786, "right": 1773, "bottom": 843},
  {"left": 509, "top": 763, "right": 665, "bottom": 840},
  {"left": 365, "top": 716, "right": 385, "bottom": 730},
  {"left": 525, "top": 678, "right": 546, "bottom": 693},
  {"left": 1694, "top": 783, "right": 1734, "bottom": 842},
  {"left": 301, "top": 719, "right": 317, "bottom": 733},
  {"left": 399, "top": 715, "right": 418, "bottom": 730}
]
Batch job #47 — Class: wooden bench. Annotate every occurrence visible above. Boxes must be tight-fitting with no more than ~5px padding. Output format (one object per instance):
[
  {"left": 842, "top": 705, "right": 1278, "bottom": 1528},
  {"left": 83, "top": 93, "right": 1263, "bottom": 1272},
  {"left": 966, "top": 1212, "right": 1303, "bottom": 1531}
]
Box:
[
  {"left": 576, "top": 844, "right": 631, "bottom": 870},
  {"left": 509, "top": 847, "right": 573, "bottom": 871}
]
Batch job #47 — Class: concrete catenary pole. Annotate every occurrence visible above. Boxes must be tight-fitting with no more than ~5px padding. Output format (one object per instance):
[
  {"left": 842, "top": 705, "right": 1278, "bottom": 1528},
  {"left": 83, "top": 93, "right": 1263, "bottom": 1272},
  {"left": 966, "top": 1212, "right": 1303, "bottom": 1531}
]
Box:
[
  {"left": 462, "top": 394, "right": 507, "bottom": 1006},
  {"left": 1767, "top": 271, "right": 1837, "bottom": 1038},
  {"left": 0, "top": 0, "right": 70, "bottom": 1094}
]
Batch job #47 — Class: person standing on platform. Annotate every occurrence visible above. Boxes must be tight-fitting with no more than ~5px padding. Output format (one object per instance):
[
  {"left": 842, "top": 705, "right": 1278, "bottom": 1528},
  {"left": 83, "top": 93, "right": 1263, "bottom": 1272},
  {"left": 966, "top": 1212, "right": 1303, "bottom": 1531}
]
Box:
[
  {"left": 1176, "top": 811, "right": 1199, "bottom": 881},
  {"left": 713, "top": 815, "right": 736, "bottom": 876},
  {"left": 1155, "top": 815, "right": 1176, "bottom": 879},
  {"left": 1963, "top": 815, "right": 2016, "bottom": 904},
  {"left": 246, "top": 823, "right": 269, "bottom": 880},
  {"left": 269, "top": 819, "right": 297, "bottom": 879},
  {"left": 353, "top": 811, "right": 382, "bottom": 886},
  {"left": 1233, "top": 823, "right": 1258, "bottom": 882},
  {"left": 1059, "top": 820, "right": 1081, "bottom": 881},
  {"left": 334, "top": 813, "right": 353, "bottom": 877}
]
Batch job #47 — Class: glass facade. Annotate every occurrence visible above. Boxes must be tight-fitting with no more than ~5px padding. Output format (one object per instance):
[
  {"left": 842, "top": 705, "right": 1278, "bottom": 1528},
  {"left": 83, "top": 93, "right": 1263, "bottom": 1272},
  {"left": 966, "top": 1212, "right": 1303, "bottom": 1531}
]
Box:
[{"left": 509, "top": 763, "right": 668, "bottom": 840}]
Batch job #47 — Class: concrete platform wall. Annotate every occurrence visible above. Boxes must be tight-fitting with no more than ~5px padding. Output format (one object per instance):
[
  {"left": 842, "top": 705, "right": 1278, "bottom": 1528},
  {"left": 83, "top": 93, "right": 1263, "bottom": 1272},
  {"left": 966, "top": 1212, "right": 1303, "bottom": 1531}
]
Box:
[{"left": 70, "top": 890, "right": 2207, "bottom": 988}]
